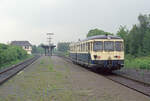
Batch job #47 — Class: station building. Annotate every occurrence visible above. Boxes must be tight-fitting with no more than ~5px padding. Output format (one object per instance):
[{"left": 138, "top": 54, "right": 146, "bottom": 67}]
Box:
[{"left": 11, "top": 41, "right": 32, "bottom": 54}]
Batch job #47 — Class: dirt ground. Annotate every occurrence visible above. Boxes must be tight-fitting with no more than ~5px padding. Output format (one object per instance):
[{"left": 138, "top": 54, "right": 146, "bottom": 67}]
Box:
[{"left": 0, "top": 56, "right": 149, "bottom": 101}]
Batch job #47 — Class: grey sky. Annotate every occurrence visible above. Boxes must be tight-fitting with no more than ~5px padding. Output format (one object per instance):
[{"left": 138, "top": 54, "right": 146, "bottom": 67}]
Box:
[{"left": 0, "top": 0, "right": 150, "bottom": 45}]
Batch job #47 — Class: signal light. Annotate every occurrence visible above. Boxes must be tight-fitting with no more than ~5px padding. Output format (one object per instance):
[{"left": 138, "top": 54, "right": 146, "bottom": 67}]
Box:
[
  {"left": 94, "top": 55, "right": 97, "bottom": 59},
  {"left": 114, "top": 56, "right": 121, "bottom": 59},
  {"left": 97, "top": 56, "right": 101, "bottom": 59},
  {"left": 118, "top": 56, "right": 121, "bottom": 58},
  {"left": 94, "top": 55, "right": 101, "bottom": 59}
]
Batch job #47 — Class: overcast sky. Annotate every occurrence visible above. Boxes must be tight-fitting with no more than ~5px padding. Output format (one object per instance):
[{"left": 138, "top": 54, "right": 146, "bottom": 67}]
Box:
[{"left": 0, "top": 0, "right": 150, "bottom": 45}]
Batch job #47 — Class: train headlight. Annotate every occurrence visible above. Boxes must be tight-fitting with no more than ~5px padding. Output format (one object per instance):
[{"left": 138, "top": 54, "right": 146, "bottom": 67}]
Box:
[
  {"left": 94, "top": 55, "right": 97, "bottom": 59},
  {"left": 118, "top": 56, "right": 121, "bottom": 59},
  {"left": 114, "top": 56, "right": 121, "bottom": 59},
  {"left": 97, "top": 56, "right": 101, "bottom": 59}
]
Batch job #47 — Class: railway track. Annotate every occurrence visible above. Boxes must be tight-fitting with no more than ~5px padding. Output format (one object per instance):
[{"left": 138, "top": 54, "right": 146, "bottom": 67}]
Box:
[
  {"left": 105, "top": 73, "right": 150, "bottom": 97},
  {"left": 0, "top": 56, "right": 40, "bottom": 85},
  {"left": 57, "top": 55, "right": 150, "bottom": 97}
]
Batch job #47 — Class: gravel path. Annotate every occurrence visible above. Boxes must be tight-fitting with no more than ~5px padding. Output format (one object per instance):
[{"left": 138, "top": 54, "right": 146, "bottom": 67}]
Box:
[{"left": 0, "top": 56, "right": 149, "bottom": 101}]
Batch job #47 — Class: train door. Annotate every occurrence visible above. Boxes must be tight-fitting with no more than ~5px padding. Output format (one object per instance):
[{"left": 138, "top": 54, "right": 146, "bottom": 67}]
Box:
[
  {"left": 87, "top": 42, "right": 91, "bottom": 65},
  {"left": 75, "top": 45, "right": 77, "bottom": 61},
  {"left": 76, "top": 44, "right": 78, "bottom": 62}
]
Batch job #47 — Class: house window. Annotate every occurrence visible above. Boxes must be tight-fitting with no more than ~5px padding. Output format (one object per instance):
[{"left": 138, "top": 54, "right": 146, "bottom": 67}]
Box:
[{"left": 25, "top": 46, "right": 29, "bottom": 49}]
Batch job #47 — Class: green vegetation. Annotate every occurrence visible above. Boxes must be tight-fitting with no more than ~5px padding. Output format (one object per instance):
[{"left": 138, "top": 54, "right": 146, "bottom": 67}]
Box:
[
  {"left": 0, "top": 43, "right": 29, "bottom": 69},
  {"left": 55, "top": 42, "right": 70, "bottom": 57},
  {"left": 125, "top": 55, "right": 150, "bottom": 69},
  {"left": 117, "top": 14, "right": 150, "bottom": 69},
  {"left": 57, "top": 42, "right": 70, "bottom": 52},
  {"left": 48, "top": 59, "right": 55, "bottom": 72},
  {"left": 32, "top": 44, "right": 45, "bottom": 54},
  {"left": 117, "top": 14, "right": 150, "bottom": 57},
  {"left": 0, "top": 57, "right": 80, "bottom": 101},
  {"left": 87, "top": 28, "right": 113, "bottom": 37}
]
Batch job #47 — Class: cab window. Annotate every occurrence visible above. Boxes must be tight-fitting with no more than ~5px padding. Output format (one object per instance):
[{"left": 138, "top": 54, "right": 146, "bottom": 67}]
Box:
[
  {"left": 93, "top": 41, "right": 103, "bottom": 51},
  {"left": 115, "top": 41, "right": 123, "bottom": 51},
  {"left": 104, "top": 41, "right": 114, "bottom": 51}
]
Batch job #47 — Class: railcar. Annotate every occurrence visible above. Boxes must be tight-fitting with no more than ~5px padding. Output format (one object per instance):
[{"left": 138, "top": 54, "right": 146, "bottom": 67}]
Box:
[{"left": 69, "top": 35, "right": 124, "bottom": 71}]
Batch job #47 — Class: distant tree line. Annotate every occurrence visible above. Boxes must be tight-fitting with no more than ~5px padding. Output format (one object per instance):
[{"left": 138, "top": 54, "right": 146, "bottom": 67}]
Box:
[
  {"left": 87, "top": 14, "right": 150, "bottom": 57},
  {"left": 57, "top": 42, "right": 70, "bottom": 52},
  {"left": 0, "top": 43, "right": 28, "bottom": 68},
  {"left": 57, "top": 14, "right": 150, "bottom": 57},
  {"left": 32, "top": 45, "right": 45, "bottom": 54}
]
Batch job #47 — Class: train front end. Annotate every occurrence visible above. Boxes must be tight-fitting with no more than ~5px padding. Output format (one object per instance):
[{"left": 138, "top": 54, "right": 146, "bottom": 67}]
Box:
[{"left": 90, "top": 39, "right": 124, "bottom": 71}]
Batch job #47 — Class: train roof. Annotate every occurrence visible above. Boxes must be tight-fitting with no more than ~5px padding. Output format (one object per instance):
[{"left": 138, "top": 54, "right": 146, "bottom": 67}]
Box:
[
  {"left": 82, "top": 35, "right": 122, "bottom": 41},
  {"left": 70, "top": 35, "right": 123, "bottom": 46}
]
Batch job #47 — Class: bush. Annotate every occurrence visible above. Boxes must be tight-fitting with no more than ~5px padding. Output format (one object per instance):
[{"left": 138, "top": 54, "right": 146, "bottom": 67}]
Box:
[
  {"left": 0, "top": 43, "right": 28, "bottom": 69},
  {"left": 125, "top": 55, "right": 150, "bottom": 69}
]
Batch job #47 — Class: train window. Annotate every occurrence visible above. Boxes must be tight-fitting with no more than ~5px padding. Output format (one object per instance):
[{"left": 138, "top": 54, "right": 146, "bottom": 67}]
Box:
[
  {"left": 82, "top": 44, "right": 83, "bottom": 51},
  {"left": 79, "top": 44, "right": 81, "bottom": 52},
  {"left": 88, "top": 43, "right": 90, "bottom": 51},
  {"left": 93, "top": 41, "right": 103, "bottom": 51},
  {"left": 83, "top": 43, "right": 86, "bottom": 52},
  {"left": 81, "top": 44, "right": 82, "bottom": 51},
  {"left": 86, "top": 43, "right": 88, "bottom": 51},
  {"left": 104, "top": 41, "right": 114, "bottom": 51},
  {"left": 91, "top": 42, "right": 92, "bottom": 51},
  {"left": 79, "top": 45, "right": 80, "bottom": 51},
  {"left": 115, "top": 41, "right": 123, "bottom": 51},
  {"left": 74, "top": 46, "right": 76, "bottom": 51},
  {"left": 82, "top": 44, "right": 84, "bottom": 52}
]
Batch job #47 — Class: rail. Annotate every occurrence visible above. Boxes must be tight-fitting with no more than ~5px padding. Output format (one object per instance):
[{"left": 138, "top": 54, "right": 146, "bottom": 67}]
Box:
[
  {"left": 56, "top": 54, "right": 150, "bottom": 97},
  {"left": 0, "top": 56, "right": 40, "bottom": 85}
]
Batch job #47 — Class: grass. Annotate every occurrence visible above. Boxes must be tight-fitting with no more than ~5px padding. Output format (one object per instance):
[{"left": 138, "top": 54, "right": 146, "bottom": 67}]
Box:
[
  {"left": 0, "top": 56, "right": 79, "bottom": 101},
  {"left": 0, "top": 55, "right": 34, "bottom": 70},
  {"left": 125, "top": 55, "right": 150, "bottom": 70},
  {"left": 0, "top": 56, "right": 128, "bottom": 101}
]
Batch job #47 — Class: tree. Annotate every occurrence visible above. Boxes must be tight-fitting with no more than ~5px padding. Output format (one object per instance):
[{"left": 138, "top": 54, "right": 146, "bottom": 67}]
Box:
[
  {"left": 57, "top": 42, "right": 70, "bottom": 52},
  {"left": 128, "top": 25, "right": 140, "bottom": 56},
  {"left": 124, "top": 14, "right": 150, "bottom": 57},
  {"left": 116, "top": 26, "right": 129, "bottom": 54},
  {"left": 142, "top": 29, "right": 150, "bottom": 55},
  {"left": 32, "top": 45, "right": 44, "bottom": 54},
  {"left": 86, "top": 28, "right": 113, "bottom": 37},
  {"left": 0, "top": 43, "right": 28, "bottom": 68},
  {"left": 117, "top": 26, "right": 128, "bottom": 39},
  {"left": 138, "top": 14, "right": 150, "bottom": 28},
  {"left": 137, "top": 14, "right": 150, "bottom": 56}
]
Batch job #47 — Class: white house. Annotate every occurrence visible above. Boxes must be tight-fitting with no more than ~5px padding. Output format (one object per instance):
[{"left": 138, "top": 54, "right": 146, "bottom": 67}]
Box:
[{"left": 11, "top": 41, "right": 32, "bottom": 54}]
